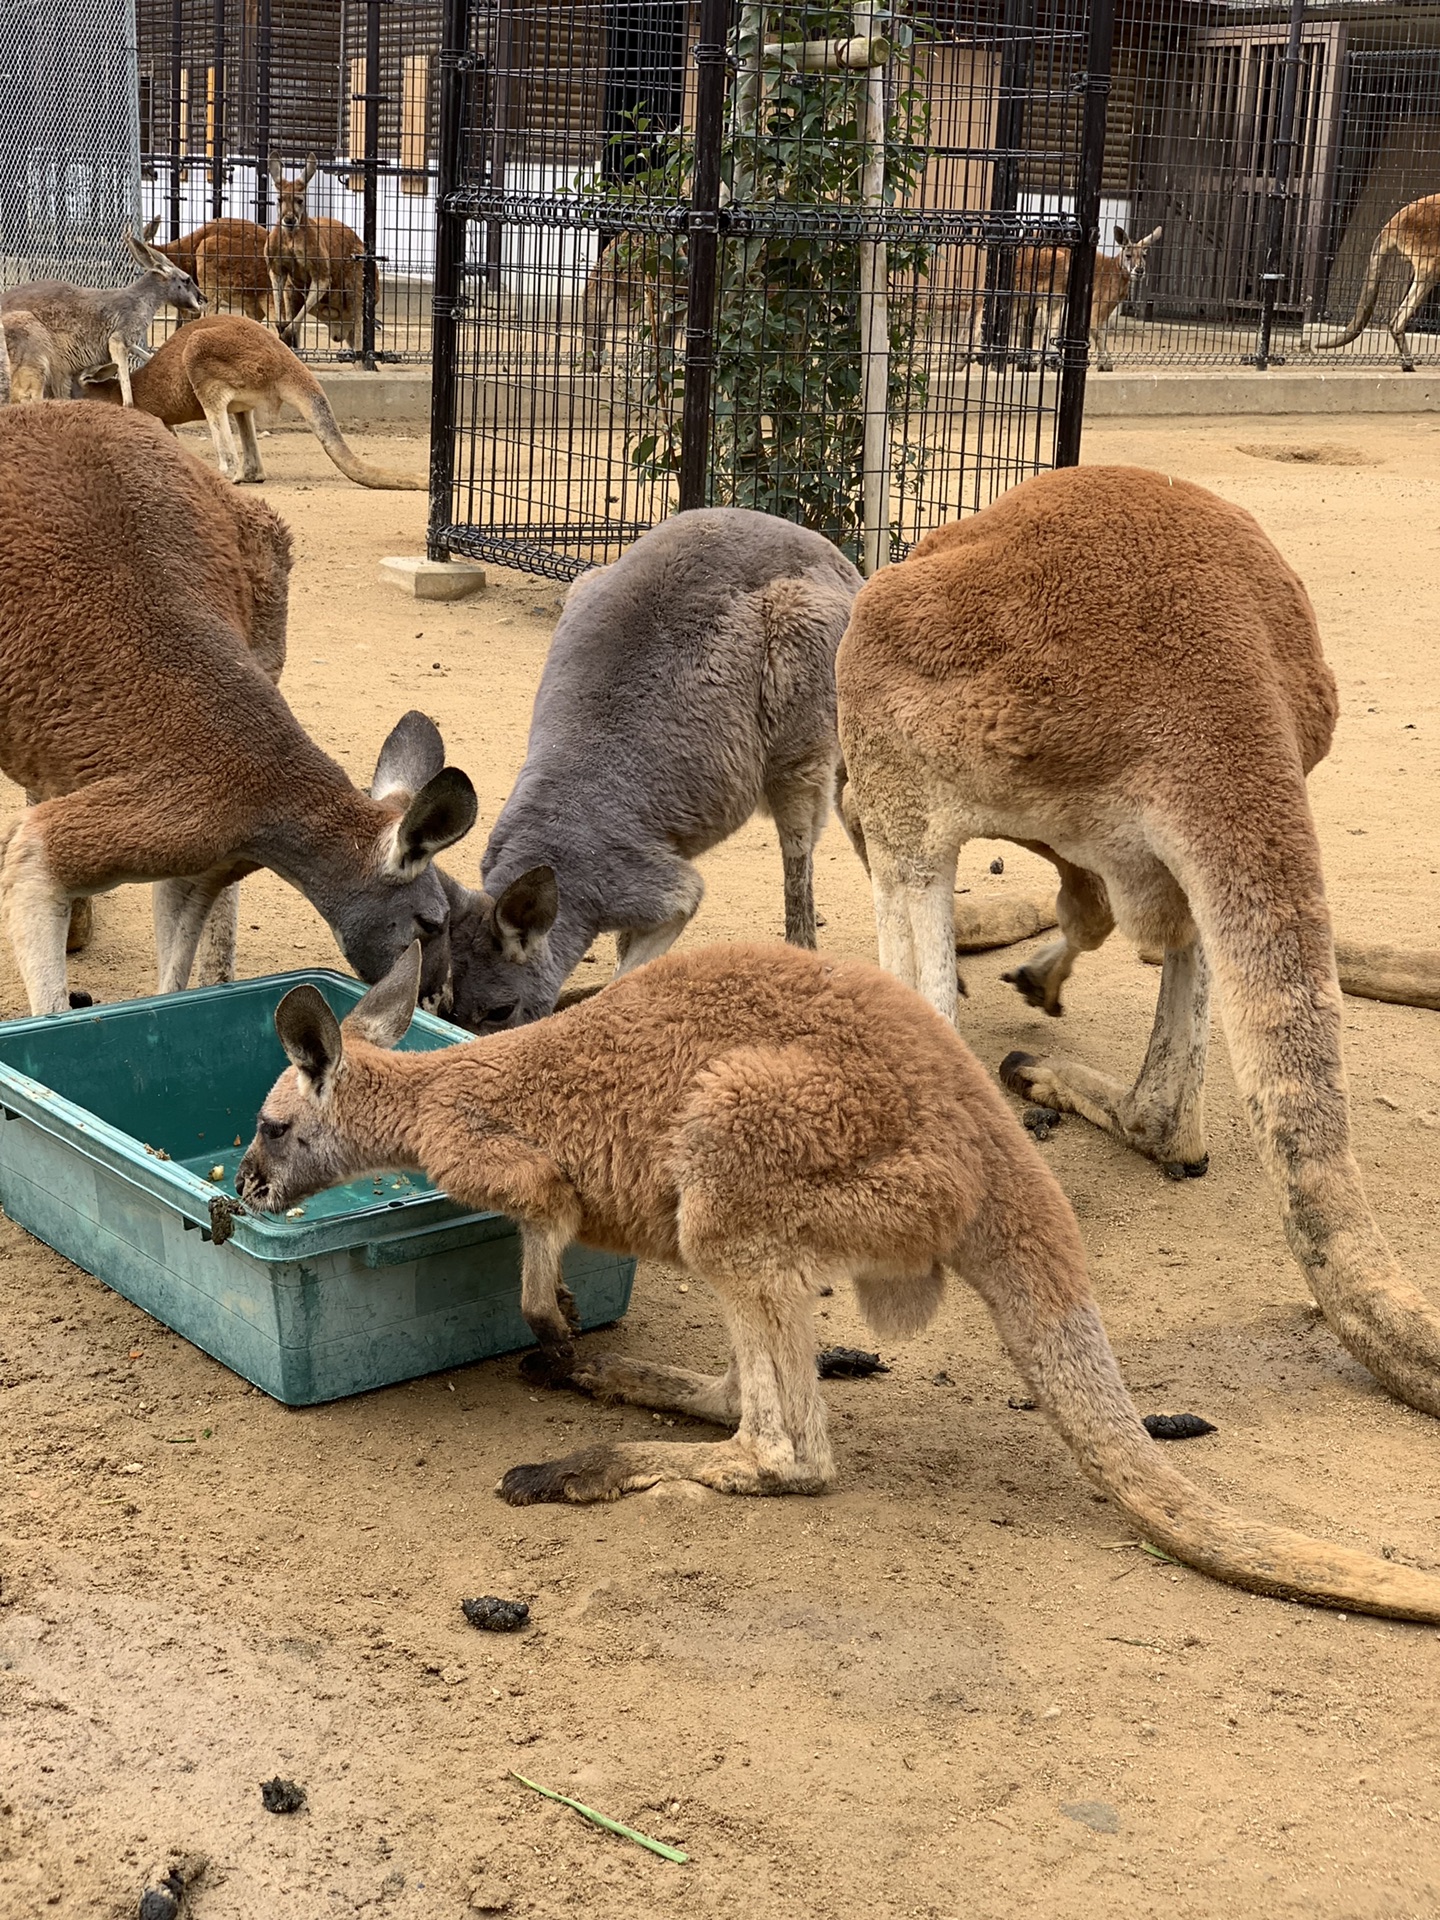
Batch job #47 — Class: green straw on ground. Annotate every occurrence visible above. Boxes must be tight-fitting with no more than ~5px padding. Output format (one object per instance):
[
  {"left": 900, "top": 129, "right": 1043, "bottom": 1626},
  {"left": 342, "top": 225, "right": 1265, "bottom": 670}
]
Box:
[{"left": 509, "top": 1772, "right": 689, "bottom": 1864}]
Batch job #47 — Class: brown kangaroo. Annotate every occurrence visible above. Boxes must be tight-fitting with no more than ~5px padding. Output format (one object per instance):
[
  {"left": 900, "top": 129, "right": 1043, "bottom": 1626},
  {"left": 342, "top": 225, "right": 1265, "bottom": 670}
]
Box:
[
  {"left": 835, "top": 463, "right": 1440, "bottom": 1421},
  {"left": 233, "top": 937, "right": 1440, "bottom": 1623},
  {"left": 1304, "top": 192, "right": 1440, "bottom": 371},
  {"left": 265, "top": 155, "right": 366, "bottom": 351},
  {"left": 0, "top": 309, "right": 57, "bottom": 402},
  {"left": 992, "top": 226, "right": 1161, "bottom": 373},
  {"left": 0, "top": 405, "right": 475, "bottom": 1014},
  {"left": 143, "top": 215, "right": 272, "bottom": 324},
  {"left": 79, "top": 314, "right": 423, "bottom": 489}
]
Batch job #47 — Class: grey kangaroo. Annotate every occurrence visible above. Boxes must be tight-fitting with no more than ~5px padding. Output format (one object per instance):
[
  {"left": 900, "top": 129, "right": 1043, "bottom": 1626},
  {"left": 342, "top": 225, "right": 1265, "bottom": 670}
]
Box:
[
  {"left": 437, "top": 508, "right": 863, "bottom": 1032},
  {"left": 1, "top": 232, "right": 206, "bottom": 405}
]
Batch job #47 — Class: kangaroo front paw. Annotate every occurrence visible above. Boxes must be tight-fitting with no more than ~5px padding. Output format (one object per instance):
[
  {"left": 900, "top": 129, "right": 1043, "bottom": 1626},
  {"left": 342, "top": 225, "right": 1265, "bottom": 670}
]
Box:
[
  {"left": 1002, "top": 963, "right": 1064, "bottom": 1016},
  {"left": 517, "top": 1342, "right": 576, "bottom": 1387},
  {"left": 1000, "top": 1049, "right": 1041, "bottom": 1096}
]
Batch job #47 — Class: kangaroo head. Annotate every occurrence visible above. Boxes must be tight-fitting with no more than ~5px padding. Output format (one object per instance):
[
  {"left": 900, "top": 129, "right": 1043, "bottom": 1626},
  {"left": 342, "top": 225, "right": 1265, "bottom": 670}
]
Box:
[
  {"left": 236, "top": 942, "right": 423, "bottom": 1213},
  {"left": 1114, "top": 225, "right": 1162, "bottom": 284},
  {"left": 442, "top": 865, "right": 561, "bottom": 1034},
  {"left": 126, "top": 231, "right": 206, "bottom": 315},
  {"left": 269, "top": 151, "right": 318, "bottom": 234},
  {"left": 330, "top": 711, "right": 477, "bottom": 1012}
]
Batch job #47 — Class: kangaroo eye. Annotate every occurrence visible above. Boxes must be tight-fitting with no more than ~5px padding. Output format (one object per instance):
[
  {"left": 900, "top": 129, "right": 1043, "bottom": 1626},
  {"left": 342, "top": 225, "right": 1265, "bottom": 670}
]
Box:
[
  {"left": 260, "top": 1117, "right": 292, "bottom": 1143},
  {"left": 482, "top": 1003, "right": 518, "bottom": 1027}
]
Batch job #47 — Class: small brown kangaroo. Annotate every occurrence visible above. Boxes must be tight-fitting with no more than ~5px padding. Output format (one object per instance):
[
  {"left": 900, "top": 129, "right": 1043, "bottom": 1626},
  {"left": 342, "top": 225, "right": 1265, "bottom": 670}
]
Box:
[
  {"left": 0, "top": 405, "right": 475, "bottom": 1014},
  {"left": 79, "top": 314, "right": 423, "bottom": 489},
  {"left": 977, "top": 226, "right": 1161, "bottom": 373},
  {"left": 835, "top": 463, "right": 1440, "bottom": 1422},
  {"left": 265, "top": 155, "right": 366, "bottom": 352},
  {"left": 234, "top": 937, "right": 1440, "bottom": 1623},
  {"left": 1304, "top": 191, "right": 1440, "bottom": 371},
  {"left": 143, "top": 215, "right": 272, "bottom": 324}
]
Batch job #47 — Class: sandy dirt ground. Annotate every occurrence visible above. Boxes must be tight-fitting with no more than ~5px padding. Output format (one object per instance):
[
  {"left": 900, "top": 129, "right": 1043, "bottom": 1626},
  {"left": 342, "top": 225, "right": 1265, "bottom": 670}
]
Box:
[{"left": 2, "top": 413, "right": 1440, "bottom": 1920}]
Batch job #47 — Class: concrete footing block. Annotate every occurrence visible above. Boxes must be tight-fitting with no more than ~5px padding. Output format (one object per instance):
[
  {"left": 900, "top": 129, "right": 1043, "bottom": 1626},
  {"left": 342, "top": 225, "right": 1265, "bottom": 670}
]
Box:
[{"left": 379, "top": 555, "right": 487, "bottom": 601}]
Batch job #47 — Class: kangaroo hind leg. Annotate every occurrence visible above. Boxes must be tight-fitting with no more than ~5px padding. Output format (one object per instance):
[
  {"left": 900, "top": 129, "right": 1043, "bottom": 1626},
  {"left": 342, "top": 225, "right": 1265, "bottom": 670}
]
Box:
[
  {"left": 1002, "top": 854, "right": 1113, "bottom": 1017},
  {"left": 765, "top": 758, "right": 835, "bottom": 949},
  {"left": 1002, "top": 937, "right": 1212, "bottom": 1177}
]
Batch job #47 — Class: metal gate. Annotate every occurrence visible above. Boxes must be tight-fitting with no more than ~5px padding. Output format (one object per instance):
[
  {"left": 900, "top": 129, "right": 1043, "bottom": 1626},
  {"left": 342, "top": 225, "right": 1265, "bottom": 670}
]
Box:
[{"left": 427, "top": 0, "right": 1116, "bottom": 582}]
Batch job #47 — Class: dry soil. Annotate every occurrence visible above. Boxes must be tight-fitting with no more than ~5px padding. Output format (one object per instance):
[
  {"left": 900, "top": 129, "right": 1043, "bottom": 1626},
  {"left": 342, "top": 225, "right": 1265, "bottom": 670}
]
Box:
[{"left": 2, "top": 414, "right": 1439, "bottom": 1920}]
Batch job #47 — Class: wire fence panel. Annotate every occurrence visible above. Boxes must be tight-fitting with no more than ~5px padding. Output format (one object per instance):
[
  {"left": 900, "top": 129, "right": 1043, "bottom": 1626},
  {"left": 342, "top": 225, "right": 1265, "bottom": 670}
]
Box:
[
  {"left": 0, "top": 0, "right": 143, "bottom": 289},
  {"left": 430, "top": 0, "right": 1116, "bottom": 582},
  {"left": 133, "top": 0, "right": 440, "bottom": 362},
  {"left": 1091, "top": 0, "right": 1440, "bottom": 371}
]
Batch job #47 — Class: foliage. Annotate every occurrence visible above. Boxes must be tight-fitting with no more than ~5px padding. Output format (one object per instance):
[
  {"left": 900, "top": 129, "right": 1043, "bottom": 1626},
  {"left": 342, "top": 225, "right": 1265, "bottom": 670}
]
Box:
[{"left": 580, "top": 6, "right": 932, "bottom": 558}]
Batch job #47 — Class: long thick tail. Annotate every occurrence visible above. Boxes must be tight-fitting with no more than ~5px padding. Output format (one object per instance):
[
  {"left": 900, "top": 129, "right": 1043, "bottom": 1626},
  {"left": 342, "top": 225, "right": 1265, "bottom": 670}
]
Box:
[
  {"left": 1025, "top": 1300, "right": 1440, "bottom": 1620},
  {"left": 1169, "top": 777, "right": 1440, "bottom": 1418},
  {"left": 1305, "top": 231, "right": 1392, "bottom": 350},
  {"left": 282, "top": 375, "right": 425, "bottom": 490},
  {"left": 958, "top": 1167, "right": 1440, "bottom": 1620}
]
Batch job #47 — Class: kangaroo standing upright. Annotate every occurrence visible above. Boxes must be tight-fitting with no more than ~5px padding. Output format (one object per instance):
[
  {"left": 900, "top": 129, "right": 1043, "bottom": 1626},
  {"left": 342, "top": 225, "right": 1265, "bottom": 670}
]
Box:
[
  {"left": 440, "top": 509, "right": 861, "bottom": 1032},
  {"left": 836, "top": 463, "right": 1440, "bottom": 1421},
  {"left": 234, "top": 936, "right": 1440, "bottom": 1625},
  {"left": 265, "top": 155, "right": 366, "bottom": 351},
  {"left": 0, "top": 406, "right": 475, "bottom": 1014}
]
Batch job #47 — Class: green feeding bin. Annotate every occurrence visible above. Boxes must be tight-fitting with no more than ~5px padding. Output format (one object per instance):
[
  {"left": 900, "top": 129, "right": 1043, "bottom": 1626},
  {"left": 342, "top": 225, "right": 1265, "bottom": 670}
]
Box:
[{"left": 0, "top": 971, "right": 635, "bottom": 1405}]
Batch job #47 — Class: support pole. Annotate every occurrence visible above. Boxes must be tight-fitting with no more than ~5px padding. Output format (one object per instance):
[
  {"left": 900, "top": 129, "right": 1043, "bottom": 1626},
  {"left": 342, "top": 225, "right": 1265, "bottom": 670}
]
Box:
[
  {"left": 211, "top": 0, "right": 226, "bottom": 219},
  {"left": 361, "top": 0, "right": 383, "bottom": 368},
  {"left": 254, "top": 0, "right": 272, "bottom": 225},
  {"left": 679, "top": 0, "right": 730, "bottom": 513},
  {"left": 428, "top": 0, "right": 470, "bottom": 559},
  {"left": 980, "top": 0, "right": 1035, "bottom": 360},
  {"left": 168, "top": 0, "right": 182, "bottom": 239},
  {"left": 858, "top": 5, "right": 891, "bottom": 577},
  {"left": 1054, "top": 0, "right": 1115, "bottom": 467},
  {"left": 485, "top": 0, "right": 514, "bottom": 293},
  {"left": 1252, "top": 0, "right": 1306, "bottom": 372}
]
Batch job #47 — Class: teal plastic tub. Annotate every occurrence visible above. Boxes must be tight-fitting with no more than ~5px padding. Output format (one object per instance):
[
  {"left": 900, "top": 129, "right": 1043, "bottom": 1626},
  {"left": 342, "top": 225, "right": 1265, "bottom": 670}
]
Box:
[{"left": 0, "top": 971, "right": 634, "bottom": 1404}]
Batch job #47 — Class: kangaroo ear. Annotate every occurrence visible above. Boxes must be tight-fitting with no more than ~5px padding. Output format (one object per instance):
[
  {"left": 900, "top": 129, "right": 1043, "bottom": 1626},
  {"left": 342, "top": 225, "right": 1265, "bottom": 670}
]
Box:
[
  {"left": 371, "top": 710, "right": 446, "bottom": 806},
  {"left": 303, "top": 151, "right": 318, "bottom": 185},
  {"left": 275, "top": 984, "right": 344, "bottom": 1095},
  {"left": 343, "top": 941, "right": 422, "bottom": 1048},
  {"left": 1143, "top": 226, "right": 1162, "bottom": 246},
  {"left": 143, "top": 216, "right": 160, "bottom": 242},
  {"left": 268, "top": 153, "right": 283, "bottom": 187},
  {"left": 387, "top": 768, "right": 478, "bottom": 877},
  {"left": 127, "top": 230, "right": 160, "bottom": 269},
  {"left": 494, "top": 866, "right": 558, "bottom": 962},
  {"left": 1114, "top": 225, "right": 1129, "bottom": 248},
  {"left": 79, "top": 360, "right": 121, "bottom": 386}
]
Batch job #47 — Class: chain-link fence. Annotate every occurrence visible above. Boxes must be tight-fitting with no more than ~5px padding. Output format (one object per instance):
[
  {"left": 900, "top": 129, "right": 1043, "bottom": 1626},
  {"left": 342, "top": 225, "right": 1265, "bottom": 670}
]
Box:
[{"left": 0, "top": 0, "right": 143, "bottom": 289}]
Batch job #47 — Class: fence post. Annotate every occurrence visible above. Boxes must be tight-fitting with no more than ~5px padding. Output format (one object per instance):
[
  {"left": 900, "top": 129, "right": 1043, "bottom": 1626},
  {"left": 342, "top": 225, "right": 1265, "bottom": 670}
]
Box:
[
  {"left": 428, "top": 0, "right": 470, "bottom": 560},
  {"left": 980, "top": 0, "right": 1035, "bottom": 361},
  {"left": 485, "top": 0, "right": 513, "bottom": 292},
  {"left": 168, "top": 0, "right": 182, "bottom": 239},
  {"left": 1252, "top": 0, "right": 1307, "bottom": 372},
  {"left": 1054, "top": 0, "right": 1115, "bottom": 467},
  {"left": 254, "top": 0, "right": 272, "bottom": 224},
  {"left": 678, "top": 0, "right": 729, "bottom": 514},
  {"left": 211, "top": 0, "right": 226, "bottom": 219},
  {"left": 360, "top": 0, "right": 383, "bottom": 369}
]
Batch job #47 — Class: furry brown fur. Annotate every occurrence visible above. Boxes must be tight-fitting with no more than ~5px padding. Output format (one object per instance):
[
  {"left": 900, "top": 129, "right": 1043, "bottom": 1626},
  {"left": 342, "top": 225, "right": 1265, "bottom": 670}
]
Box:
[
  {"left": 0, "top": 405, "right": 474, "bottom": 1013},
  {"left": 79, "top": 314, "right": 423, "bottom": 489},
  {"left": 0, "top": 310, "right": 58, "bottom": 402},
  {"left": 835, "top": 463, "right": 1440, "bottom": 1421},
  {"left": 143, "top": 216, "right": 272, "bottom": 323},
  {"left": 1303, "top": 192, "right": 1440, "bottom": 372},
  {"left": 265, "top": 155, "right": 366, "bottom": 352},
  {"left": 234, "top": 937, "right": 1440, "bottom": 1623}
]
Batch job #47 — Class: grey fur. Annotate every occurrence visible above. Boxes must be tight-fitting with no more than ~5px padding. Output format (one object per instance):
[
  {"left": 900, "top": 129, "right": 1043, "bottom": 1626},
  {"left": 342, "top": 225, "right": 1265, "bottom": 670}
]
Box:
[
  {"left": 1, "top": 235, "right": 205, "bottom": 404},
  {"left": 444, "top": 508, "right": 862, "bottom": 1032}
]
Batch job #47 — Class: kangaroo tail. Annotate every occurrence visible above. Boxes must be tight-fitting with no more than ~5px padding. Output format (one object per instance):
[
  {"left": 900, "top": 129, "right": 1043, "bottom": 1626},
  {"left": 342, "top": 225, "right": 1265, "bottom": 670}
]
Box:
[
  {"left": 958, "top": 1164, "right": 1440, "bottom": 1621},
  {"left": 283, "top": 374, "right": 425, "bottom": 489},
  {"left": 1167, "top": 773, "right": 1440, "bottom": 1418},
  {"left": 1306, "top": 228, "right": 1394, "bottom": 349}
]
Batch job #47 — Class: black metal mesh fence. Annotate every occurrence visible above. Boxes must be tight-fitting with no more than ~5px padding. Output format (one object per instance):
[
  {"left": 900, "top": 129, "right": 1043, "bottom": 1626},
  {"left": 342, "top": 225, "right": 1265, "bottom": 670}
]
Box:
[
  {"left": 0, "top": 0, "right": 143, "bottom": 289},
  {"left": 134, "top": 0, "right": 440, "bottom": 362},
  {"left": 1094, "top": 0, "right": 1440, "bottom": 371},
  {"left": 430, "top": 0, "right": 1114, "bottom": 582}
]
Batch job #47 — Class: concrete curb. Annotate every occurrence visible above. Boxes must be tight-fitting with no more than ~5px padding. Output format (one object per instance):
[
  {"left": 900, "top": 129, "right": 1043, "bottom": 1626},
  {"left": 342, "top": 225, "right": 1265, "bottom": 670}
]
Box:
[{"left": 311, "top": 364, "right": 1440, "bottom": 431}]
